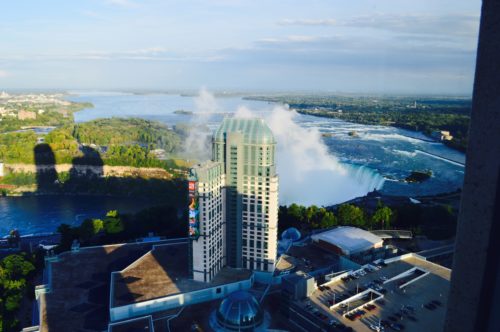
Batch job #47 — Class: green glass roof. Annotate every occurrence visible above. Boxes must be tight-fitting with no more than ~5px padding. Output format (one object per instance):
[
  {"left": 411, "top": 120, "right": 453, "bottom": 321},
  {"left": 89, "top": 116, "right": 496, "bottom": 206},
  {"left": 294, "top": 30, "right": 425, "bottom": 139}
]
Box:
[{"left": 214, "top": 117, "right": 275, "bottom": 144}]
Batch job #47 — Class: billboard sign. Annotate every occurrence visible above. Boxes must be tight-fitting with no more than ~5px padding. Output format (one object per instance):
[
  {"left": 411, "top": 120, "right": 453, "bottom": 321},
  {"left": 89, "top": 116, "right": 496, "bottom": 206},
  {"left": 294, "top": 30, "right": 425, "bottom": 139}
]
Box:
[{"left": 188, "top": 180, "right": 200, "bottom": 238}]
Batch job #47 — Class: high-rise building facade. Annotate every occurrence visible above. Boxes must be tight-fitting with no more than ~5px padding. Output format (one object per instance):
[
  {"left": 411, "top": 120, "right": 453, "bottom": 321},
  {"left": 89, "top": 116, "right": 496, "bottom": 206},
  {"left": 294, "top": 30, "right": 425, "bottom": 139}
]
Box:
[
  {"left": 213, "top": 118, "right": 279, "bottom": 272},
  {"left": 189, "top": 161, "right": 226, "bottom": 282},
  {"left": 189, "top": 117, "right": 279, "bottom": 279}
]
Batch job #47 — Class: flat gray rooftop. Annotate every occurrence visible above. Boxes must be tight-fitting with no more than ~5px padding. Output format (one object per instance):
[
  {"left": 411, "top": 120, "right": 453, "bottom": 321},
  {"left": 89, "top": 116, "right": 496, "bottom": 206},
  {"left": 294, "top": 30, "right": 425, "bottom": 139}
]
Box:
[{"left": 305, "top": 254, "right": 451, "bottom": 332}]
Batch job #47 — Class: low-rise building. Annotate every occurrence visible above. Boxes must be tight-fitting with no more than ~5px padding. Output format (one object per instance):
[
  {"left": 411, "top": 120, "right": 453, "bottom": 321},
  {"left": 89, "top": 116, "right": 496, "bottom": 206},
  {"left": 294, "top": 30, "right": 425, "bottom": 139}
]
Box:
[
  {"left": 431, "top": 130, "right": 453, "bottom": 141},
  {"left": 32, "top": 239, "right": 253, "bottom": 332},
  {"left": 311, "top": 226, "right": 384, "bottom": 257},
  {"left": 282, "top": 253, "right": 451, "bottom": 332}
]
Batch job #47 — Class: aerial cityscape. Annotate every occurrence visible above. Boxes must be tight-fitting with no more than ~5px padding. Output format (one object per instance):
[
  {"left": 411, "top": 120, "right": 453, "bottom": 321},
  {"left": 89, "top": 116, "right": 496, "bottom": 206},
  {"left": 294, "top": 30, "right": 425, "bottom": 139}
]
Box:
[{"left": 0, "top": 0, "right": 491, "bottom": 332}]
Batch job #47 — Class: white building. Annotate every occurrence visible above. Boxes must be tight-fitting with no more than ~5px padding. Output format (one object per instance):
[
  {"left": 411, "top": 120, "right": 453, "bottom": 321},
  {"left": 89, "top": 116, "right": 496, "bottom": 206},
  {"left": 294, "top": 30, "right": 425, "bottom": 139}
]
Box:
[
  {"left": 189, "top": 161, "right": 226, "bottom": 282},
  {"left": 189, "top": 117, "right": 279, "bottom": 279},
  {"left": 212, "top": 118, "right": 279, "bottom": 273},
  {"left": 311, "top": 226, "right": 383, "bottom": 256}
]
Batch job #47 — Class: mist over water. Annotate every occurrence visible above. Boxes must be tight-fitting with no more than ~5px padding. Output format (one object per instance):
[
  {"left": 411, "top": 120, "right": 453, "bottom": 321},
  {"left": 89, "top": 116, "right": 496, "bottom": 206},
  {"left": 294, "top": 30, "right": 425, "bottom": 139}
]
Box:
[
  {"left": 184, "top": 90, "right": 385, "bottom": 206},
  {"left": 182, "top": 87, "right": 215, "bottom": 160},
  {"left": 264, "top": 106, "right": 384, "bottom": 206},
  {"left": 68, "top": 90, "right": 464, "bottom": 205}
]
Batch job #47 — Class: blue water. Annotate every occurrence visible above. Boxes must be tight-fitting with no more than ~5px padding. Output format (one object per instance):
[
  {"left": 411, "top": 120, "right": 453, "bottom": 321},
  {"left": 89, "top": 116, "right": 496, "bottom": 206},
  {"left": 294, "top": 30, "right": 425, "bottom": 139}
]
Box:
[
  {"left": 69, "top": 91, "right": 464, "bottom": 198},
  {"left": 0, "top": 91, "right": 465, "bottom": 235},
  {"left": 0, "top": 195, "right": 162, "bottom": 236}
]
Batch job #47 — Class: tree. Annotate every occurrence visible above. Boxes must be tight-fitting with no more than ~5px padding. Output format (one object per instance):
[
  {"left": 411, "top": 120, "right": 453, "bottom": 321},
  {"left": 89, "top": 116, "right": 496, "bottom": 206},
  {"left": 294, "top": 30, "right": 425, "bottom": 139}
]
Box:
[
  {"left": 57, "top": 223, "right": 78, "bottom": 251},
  {"left": 288, "top": 203, "right": 304, "bottom": 223},
  {"left": 337, "top": 204, "right": 365, "bottom": 227},
  {"left": 305, "top": 205, "right": 319, "bottom": 225},
  {"left": 0, "top": 254, "right": 35, "bottom": 331},
  {"left": 79, "top": 218, "right": 104, "bottom": 241},
  {"left": 372, "top": 206, "right": 393, "bottom": 229},
  {"left": 104, "top": 210, "right": 124, "bottom": 234},
  {"left": 0, "top": 254, "right": 35, "bottom": 280},
  {"left": 319, "top": 210, "right": 337, "bottom": 228}
]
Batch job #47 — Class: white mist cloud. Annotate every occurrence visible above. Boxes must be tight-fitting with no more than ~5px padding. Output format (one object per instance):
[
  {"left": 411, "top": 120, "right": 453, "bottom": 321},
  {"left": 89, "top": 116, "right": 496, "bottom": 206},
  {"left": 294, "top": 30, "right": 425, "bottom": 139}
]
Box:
[
  {"left": 181, "top": 87, "right": 218, "bottom": 160},
  {"left": 0, "top": 70, "right": 9, "bottom": 78},
  {"left": 194, "top": 87, "right": 218, "bottom": 114},
  {"left": 185, "top": 88, "right": 385, "bottom": 205},
  {"left": 234, "top": 106, "right": 255, "bottom": 119},
  {"left": 264, "top": 106, "right": 384, "bottom": 206}
]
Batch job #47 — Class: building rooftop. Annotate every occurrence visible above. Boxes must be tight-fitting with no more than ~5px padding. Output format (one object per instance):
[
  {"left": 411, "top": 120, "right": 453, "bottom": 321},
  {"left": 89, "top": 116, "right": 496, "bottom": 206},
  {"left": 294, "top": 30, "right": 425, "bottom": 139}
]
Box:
[
  {"left": 213, "top": 117, "right": 275, "bottom": 144},
  {"left": 311, "top": 226, "right": 383, "bottom": 255},
  {"left": 111, "top": 243, "right": 253, "bottom": 307},
  {"left": 304, "top": 254, "right": 451, "bottom": 332},
  {"left": 38, "top": 242, "right": 161, "bottom": 332},
  {"left": 108, "top": 316, "right": 154, "bottom": 332}
]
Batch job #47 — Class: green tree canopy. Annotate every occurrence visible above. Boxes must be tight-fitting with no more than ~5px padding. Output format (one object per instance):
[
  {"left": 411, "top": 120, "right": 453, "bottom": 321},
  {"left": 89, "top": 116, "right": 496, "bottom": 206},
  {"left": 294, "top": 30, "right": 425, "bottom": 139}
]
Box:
[
  {"left": 0, "top": 254, "right": 35, "bottom": 280},
  {"left": 372, "top": 206, "right": 393, "bottom": 229},
  {"left": 79, "top": 218, "right": 104, "bottom": 241},
  {"left": 104, "top": 210, "right": 124, "bottom": 234},
  {"left": 337, "top": 204, "right": 365, "bottom": 227}
]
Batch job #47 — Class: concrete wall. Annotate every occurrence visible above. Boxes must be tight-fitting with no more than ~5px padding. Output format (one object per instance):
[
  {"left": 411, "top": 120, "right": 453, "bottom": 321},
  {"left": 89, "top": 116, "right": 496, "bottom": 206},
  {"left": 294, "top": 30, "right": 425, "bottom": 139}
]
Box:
[
  {"left": 444, "top": 1, "right": 500, "bottom": 331},
  {"left": 109, "top": 277, "right": 253, "bottom": 322}
]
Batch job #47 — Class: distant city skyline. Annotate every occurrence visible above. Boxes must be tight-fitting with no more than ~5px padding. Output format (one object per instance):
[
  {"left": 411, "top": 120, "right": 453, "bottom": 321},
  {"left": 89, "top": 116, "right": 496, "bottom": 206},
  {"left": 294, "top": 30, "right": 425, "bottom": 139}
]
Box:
[{"left": 0, "top": 0, "right": 480, "bottom": 94}]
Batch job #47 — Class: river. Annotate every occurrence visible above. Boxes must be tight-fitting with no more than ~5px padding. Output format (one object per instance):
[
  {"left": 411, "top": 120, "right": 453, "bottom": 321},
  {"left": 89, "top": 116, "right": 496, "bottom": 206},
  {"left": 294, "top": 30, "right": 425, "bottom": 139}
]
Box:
[{"left": 0, "top": 91, "right": 465, "bottom": 235}]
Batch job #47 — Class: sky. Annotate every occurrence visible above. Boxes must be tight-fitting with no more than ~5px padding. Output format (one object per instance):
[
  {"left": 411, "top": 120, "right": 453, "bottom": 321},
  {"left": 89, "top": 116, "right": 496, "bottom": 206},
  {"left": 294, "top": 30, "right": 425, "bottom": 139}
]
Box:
[{"left": 0, "top": 0, "right": 481, "bottom": 94}]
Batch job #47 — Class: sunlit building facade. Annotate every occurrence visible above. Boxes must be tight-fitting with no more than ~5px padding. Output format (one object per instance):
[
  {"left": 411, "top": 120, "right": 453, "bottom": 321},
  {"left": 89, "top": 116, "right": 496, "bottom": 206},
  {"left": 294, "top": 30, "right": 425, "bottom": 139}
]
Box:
[
  {"left": 189, "top": 161, "right": 226, "bottom": 282},
  {"left": 212, "top": 118, "right": 279, "bottom": 273}
]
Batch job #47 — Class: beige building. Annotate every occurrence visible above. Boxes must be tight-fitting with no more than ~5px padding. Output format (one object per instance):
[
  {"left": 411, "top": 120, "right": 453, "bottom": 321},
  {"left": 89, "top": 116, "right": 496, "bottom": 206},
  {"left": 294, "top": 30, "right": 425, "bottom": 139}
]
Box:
[
  {"left": 189, "top": 161, "right": 226, "bottom": 282},
  {"left": 432, "top": 130, "right": 453, "bottom": 141},
  {"left": 18, "top": 110, "right": 36, "bottom": 120},
  {"left": 189, "top": 117, "right": 279, "bottom": 280},
  {"left": 213, "top": 118, "right": 279, "bottom": 273}
]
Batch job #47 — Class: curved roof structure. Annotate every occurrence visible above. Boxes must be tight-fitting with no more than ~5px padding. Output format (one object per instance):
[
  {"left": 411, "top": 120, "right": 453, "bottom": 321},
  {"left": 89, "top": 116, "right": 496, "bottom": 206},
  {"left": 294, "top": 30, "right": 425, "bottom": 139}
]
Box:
[
  {"left": 282, "top": 227, "right": 302, "bottom": 242},
  {"left": 311, "top": 226, "right": 383, "bottom": 256},
  {"left": 216, "top": 290, "right": 263, "bottom": 330},
  {"left": 213, "top": 117, "right": 275, "bottom": 144}
]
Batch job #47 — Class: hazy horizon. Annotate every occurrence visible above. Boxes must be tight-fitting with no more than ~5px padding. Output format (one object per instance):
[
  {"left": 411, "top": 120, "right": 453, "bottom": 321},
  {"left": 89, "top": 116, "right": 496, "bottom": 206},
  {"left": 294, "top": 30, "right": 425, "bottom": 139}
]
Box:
[
  {"left": 0, "top": 0, "right": 481, "bottom": 94},
  {"left": 0, "top": 88, "right": 474, "bottom": 98}
]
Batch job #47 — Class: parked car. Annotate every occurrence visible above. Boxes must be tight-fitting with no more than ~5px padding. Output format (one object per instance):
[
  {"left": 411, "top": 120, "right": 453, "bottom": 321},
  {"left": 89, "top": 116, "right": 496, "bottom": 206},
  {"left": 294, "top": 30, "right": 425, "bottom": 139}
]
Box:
[
  {"left": 390, "top": 323, "right": 405, "bottom": 331},
  {"left": 370, "top": 324, "right": 385, "bottom": 331}
]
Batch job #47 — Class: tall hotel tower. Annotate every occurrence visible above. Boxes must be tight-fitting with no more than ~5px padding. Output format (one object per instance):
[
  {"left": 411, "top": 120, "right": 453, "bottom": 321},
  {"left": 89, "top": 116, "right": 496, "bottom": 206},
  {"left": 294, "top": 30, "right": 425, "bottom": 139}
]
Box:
[{"left": 189, "top": 118, "right": 279, "bottom": 281}]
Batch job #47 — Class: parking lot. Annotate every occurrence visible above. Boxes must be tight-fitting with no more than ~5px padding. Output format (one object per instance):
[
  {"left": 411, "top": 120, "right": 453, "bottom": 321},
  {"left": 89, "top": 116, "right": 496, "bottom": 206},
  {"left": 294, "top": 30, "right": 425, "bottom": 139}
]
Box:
[{"left": 301, "top": 254, "right": 451, "bottom": 331}]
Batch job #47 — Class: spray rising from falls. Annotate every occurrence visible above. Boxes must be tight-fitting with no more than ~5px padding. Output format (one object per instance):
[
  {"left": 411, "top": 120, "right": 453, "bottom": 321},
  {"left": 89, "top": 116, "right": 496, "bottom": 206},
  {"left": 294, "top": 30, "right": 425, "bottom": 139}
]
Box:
[
  {"left": 263, "top": 106, "right": 385, "bottom": 206},
  {"left": 193, "top": 90, "right": 385, "bottom": 206},
  {"left": 181, "top": 87, "right": 216, "bottom": 160}
]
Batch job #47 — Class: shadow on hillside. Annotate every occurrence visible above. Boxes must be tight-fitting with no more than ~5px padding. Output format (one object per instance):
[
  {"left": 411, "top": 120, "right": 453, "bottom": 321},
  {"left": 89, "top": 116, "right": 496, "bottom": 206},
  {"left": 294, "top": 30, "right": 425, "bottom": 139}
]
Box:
[
  {"left": 33, "top": 143, "right": 58, "bottom": 192},
  {"left": 30, "top": 144, "right": 186, "bottom": 202}
]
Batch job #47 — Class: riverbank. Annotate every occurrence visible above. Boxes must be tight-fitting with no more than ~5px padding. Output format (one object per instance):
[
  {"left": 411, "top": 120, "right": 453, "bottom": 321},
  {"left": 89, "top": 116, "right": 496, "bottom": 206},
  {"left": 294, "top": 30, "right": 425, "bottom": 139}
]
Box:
[
  {"left": 5, "top": 163, "right": 176, "bottom": 179},
  {"left": 0, "top": 163, "right": 187, "bottom": 196},
  {"left": 295, "top": 108, "right": 467, "bottom": 153}
]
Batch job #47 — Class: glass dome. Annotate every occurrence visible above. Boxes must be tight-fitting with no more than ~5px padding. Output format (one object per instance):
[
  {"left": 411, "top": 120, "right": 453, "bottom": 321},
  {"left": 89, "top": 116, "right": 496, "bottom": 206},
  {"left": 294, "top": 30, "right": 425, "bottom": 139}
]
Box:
[
  {"left": 281, "top": 227, "right": 301, "bottom": 242},
  {"left": 214, "top": 118, "right": 276, "bottom": 145},
  {"left": 216, "top": 290, "right": 263, "bottom": 331}
]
